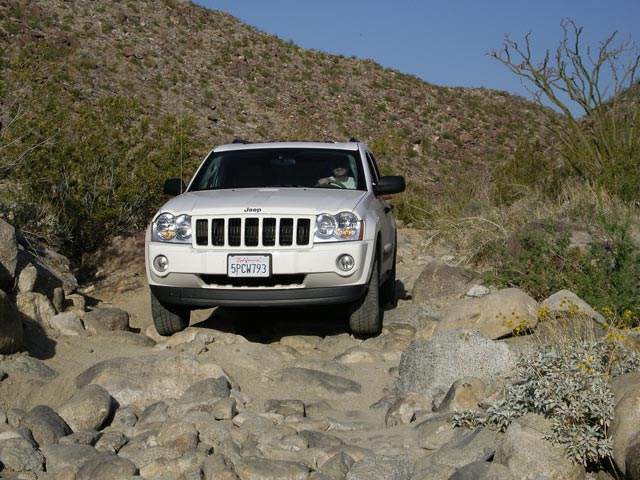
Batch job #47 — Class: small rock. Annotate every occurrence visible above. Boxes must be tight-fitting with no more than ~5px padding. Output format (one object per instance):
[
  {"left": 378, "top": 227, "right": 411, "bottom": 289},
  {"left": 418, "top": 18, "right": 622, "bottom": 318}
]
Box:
[
  {"left": 465, "top": 284, "right": 490, "bottom": 298},
  {"left": 168, "top": 377, "right": 231, "bottom": 417},
  {"left": 265, "top": 399, "right": 306, "bottom": 417},
  {"left": 436, "top": 377, "right": 486, "bottom": 412},
  {"left": 82, "top": 307, "right": 130, "bottom": 333},
  {"left": 17, "top": 263, "right": 38, "bottom": 293},
  {"left": 52, "top": 287, "right": 66, "bottom": 313},
  {"left": 385, "top": 392, "right": 433, "bottom": 427},
  {"left": 0, "top": 219, "right": 18, "bottom": 290},
  {"left": 16, "top": 292, "right": 56, "bottom": 328},
  {"left": 157, "top": 420, "right": 199, "bottom": 453},
  {"left": 75, "top": 452, "right": 138, "bottom": 480},
  {"left": 49, "top": 311, "right": 85, "bottom": 336}
]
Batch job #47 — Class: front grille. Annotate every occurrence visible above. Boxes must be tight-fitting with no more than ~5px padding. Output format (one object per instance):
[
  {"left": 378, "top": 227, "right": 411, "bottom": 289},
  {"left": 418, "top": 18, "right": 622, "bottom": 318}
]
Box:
[{"left": 194, "top": 216, "right": 312, "bottom": 248}]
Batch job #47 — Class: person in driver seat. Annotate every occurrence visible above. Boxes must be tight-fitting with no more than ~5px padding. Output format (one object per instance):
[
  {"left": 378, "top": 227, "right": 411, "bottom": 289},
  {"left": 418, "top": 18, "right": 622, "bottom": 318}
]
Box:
[{"left": 318, "top": 158, "right": 355, "bottom": 188}]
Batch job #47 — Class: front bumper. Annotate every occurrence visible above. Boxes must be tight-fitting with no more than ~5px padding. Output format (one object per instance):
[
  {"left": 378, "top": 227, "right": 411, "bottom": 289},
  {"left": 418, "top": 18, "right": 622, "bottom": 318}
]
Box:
[
  {"left": 150, "top": 283, "right": 368, "bottom": 308},
  {"left": 146, "top": 238, "right": 374, "bottom": 309}
]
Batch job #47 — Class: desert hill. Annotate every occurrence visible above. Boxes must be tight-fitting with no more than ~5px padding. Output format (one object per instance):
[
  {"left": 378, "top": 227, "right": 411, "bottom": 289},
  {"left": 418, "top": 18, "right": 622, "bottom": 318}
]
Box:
[{"left": 0, "top": 0, "right": 557, "bottom": 210}]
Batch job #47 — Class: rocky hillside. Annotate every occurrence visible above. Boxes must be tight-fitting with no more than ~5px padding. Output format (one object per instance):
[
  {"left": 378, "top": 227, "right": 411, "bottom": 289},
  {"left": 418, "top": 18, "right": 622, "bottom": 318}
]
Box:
[{"left": 0, "top": 0, "right": 557, "bottom": 201}]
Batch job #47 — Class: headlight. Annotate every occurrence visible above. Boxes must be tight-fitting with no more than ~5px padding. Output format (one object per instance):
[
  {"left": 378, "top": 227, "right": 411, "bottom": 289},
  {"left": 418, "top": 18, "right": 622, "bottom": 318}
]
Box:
[
  {"left": 152, "top": 213, "right": 192, "bottom": 243},
  {"left": 314, "top": 212, "right": 362, "bottom": 242}
]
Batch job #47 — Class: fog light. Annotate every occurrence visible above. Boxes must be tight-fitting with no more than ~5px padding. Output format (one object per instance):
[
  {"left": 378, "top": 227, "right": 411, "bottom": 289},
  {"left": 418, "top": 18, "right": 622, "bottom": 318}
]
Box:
[
  {"left": 337, "top": 254, "right": 355, "bottom": 272},
  {"left": 153, "top": 255, "right": 169, "bottom": 272}
]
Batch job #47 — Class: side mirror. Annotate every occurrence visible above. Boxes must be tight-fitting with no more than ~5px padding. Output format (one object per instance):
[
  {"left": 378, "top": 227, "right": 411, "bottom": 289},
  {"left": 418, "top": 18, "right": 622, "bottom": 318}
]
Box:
[
  {"left": 373, "top": 175, "right": 406, "bottom": 197},
  {"left": 163, "top": 178, "right": 187, "bottom": 196}
]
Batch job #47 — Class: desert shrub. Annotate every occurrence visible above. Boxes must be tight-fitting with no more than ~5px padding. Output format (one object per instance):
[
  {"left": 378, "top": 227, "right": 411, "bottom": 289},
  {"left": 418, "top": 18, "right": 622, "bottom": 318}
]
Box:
[
  {"left": 492, "top": 20, "right": 640, "bottom": 204},
  {"left": 491, "top": 140, "right": 565, "bottom": 204},
  {"left": 483, "top": 216, "right": 640, "bottom": 324},
  {"left": 1, "top": 42, "right": 207, "bottom": 261},
  {"left": 453, "top": 331, "right": 640, "bottom": 466}
]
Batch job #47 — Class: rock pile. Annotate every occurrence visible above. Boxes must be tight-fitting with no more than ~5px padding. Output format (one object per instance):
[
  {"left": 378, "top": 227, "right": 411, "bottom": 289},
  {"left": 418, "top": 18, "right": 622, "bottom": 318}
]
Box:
[{"left": 1, "top": 222, "right": 639, "bottom": 479}]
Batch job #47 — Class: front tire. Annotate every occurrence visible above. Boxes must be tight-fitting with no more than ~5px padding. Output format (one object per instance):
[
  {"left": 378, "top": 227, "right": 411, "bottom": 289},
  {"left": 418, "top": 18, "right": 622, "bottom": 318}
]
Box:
[
  {"left": 380, "top": 246, "right": 397, "bottom": 308},
  {"left": 150, "top": 290, "right": 190, "bottom": 336},
  {"left": 348, "top": 259, "right": 382, "bottom": 336}
]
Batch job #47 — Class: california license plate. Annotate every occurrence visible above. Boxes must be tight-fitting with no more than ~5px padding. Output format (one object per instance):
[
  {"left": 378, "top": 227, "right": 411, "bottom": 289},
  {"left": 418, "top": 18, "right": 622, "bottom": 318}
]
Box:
[{"left": 227, "top": 255, "right": 271, "bottom": 277}]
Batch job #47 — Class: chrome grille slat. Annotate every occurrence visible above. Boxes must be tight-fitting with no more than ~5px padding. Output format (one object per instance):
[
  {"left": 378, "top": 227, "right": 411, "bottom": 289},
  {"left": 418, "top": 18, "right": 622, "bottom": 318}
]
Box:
[{"left": 193, "top": 216, "right": 312, "bottom": 248}]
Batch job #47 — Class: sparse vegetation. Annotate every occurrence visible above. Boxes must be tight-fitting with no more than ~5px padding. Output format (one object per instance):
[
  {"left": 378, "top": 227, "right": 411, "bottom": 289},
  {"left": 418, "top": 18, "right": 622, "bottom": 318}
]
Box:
[{"left": 453, "top": 317, "right": 640, "bottom": 467}]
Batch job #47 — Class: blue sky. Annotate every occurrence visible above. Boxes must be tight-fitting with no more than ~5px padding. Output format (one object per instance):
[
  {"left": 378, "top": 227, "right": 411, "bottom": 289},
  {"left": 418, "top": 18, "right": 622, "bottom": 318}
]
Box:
[{"left": 196, "top": 1, "right": 639, "bottom": 114}]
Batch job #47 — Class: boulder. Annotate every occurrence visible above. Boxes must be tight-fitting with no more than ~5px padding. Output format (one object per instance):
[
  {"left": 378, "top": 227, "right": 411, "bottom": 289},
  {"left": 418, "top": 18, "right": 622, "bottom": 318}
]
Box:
[
  {"left": 0, "top": 435, "right": 44, "bottom": 473},
  {"left": 541, "top": 289, "right": 606, "bottom": 324},
  {"left": 414, "top": 414, "right": 461, "bottom": 451},
  {"left": 346, "top": 454, "right": 415, "bottom": 480},
  {"left": 19, "top": 405, "right": 72, "bottom": 446},
  {"left": 74, "top": 353, "right": 237, "bottom": 408},
  {"left": 40, "top": 444, "right": 99, "bottom": 474},
  {"left": 610, "top": 372, "right": 640, "bottom": 474},
  {"left": 396, "top": 329, "right": 517, "bottom": 402},
  {"left": 434, "top": 288, "right": 539, "bottom": 339},
  {"left": 234, "top": 457, "right": 310, "bottom": 480},
  {"left": 0, "top": 218, "right": 18, "bottom": 290},
  {"left": 270, "top": 367, "right": 361, "bottom": 397},
  {"left": 411, "top": 261, "right": 475, "bottom": 306},
  {"left": 418, "top": 427, "right": 499, "bottom": 471},
  {"left": 449, "top": 461, "right": 514, "bottom": 480},
  {"left": 167, "top": 376, "right": 231, "bottom": 417},
  {"left": 0, "top": 288, "right": 23, "bottom": 354},
  {"left": 56, "top": 384, "right": 114, "bottom": 432},
  {"left": 319, "top": 452, "right": 355, "bottom": 479},
  {"left": 494, "top": 413, "right": 585, "bottom": 480},
  {"left": 201, "top": 453, "right": 238, "bottom": 480},
  {"left": 15, "top": 291, "right": 56, "bottom": 327},
  {"left": 626, "top": 435, "right": 640, "bottom": 480},
  {"left": 157, "top": 420, "right": 199, "bottom": 453}
]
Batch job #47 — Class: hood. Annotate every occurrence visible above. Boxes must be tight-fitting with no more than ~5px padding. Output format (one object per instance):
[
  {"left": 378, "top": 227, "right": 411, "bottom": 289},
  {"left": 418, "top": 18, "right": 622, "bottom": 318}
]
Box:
[{"left": 156, "top": 188, "right": 367, "bottom": 217}]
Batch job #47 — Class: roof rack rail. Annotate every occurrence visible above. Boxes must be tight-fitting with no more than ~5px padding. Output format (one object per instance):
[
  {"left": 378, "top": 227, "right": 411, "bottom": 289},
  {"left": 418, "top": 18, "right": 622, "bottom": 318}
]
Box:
[
  {"left": 232, "top": 138, "right": 251, "bottom": 144},
  {"left": 348, "top": 137, "right": 360, "bottom": 143}
]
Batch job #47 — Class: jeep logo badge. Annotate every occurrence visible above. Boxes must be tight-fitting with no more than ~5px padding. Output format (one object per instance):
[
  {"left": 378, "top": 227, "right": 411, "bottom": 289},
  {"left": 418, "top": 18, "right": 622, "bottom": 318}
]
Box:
[{"left": 244, "top": 207, "right": 262, "bottom": 213}]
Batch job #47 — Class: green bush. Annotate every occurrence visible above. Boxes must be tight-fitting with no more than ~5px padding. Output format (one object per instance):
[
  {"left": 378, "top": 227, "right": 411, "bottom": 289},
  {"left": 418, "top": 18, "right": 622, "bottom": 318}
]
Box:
[
  {"left": 1, "top": 45, "right": 203, "bottom": 258},
  {"left": 483, "top": 218, "right": 640, "bottom": 324}
]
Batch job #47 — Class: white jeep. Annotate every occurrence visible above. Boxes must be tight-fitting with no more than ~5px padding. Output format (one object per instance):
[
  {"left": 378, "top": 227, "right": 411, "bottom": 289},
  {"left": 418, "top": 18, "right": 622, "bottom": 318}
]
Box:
[{"left": 145, "top": 140, "right": 406, "bottom": 336}]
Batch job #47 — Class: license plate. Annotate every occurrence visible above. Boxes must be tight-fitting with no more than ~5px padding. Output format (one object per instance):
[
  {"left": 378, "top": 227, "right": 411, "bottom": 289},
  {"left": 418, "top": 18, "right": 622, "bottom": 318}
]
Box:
[{"left": 227, "top": 255, "right": 271, "bottom": 277}]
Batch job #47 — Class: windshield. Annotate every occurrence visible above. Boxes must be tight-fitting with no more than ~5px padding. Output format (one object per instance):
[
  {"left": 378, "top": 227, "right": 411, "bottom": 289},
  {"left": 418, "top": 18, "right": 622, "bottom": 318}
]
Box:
[{"left": 189, "top": 148, "right": 366, "bottom": 191}]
